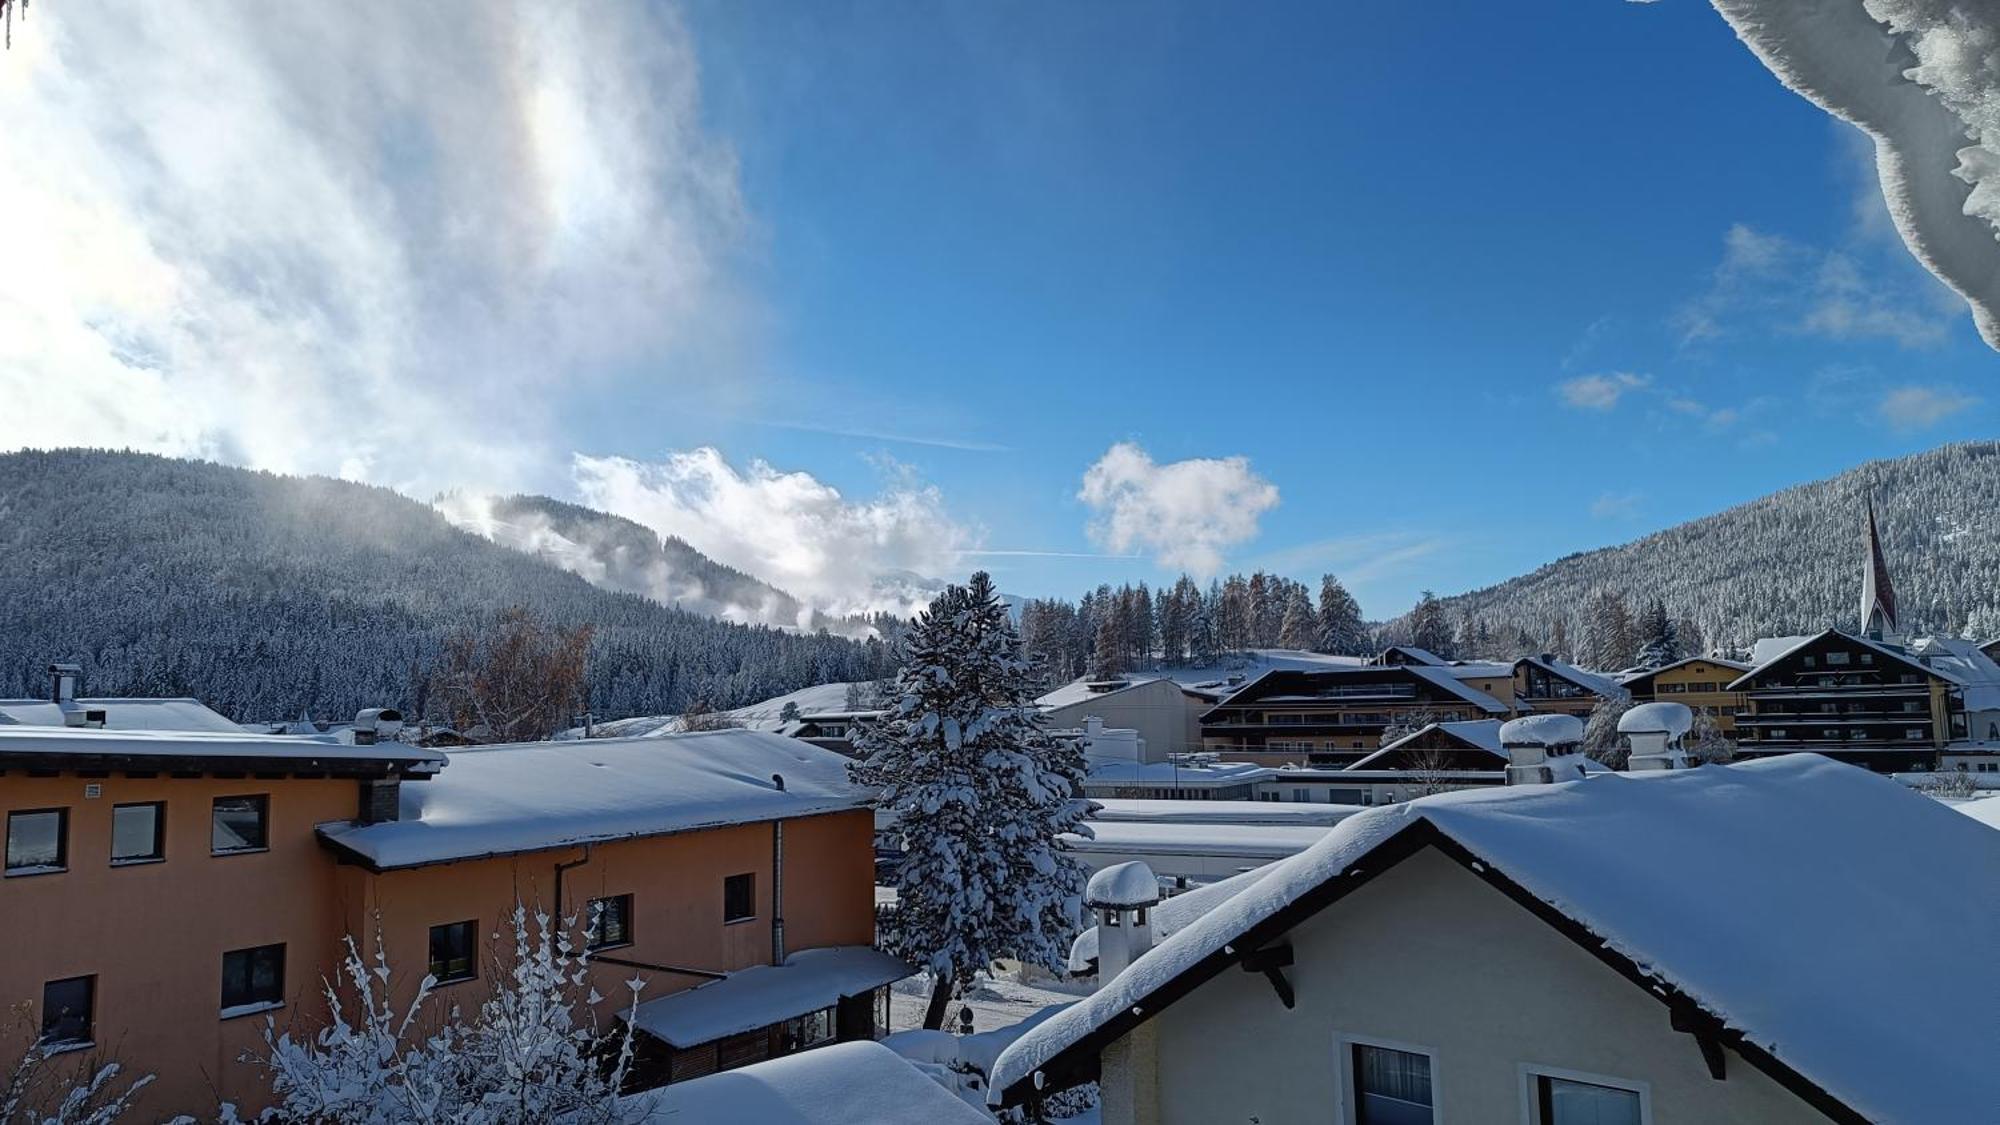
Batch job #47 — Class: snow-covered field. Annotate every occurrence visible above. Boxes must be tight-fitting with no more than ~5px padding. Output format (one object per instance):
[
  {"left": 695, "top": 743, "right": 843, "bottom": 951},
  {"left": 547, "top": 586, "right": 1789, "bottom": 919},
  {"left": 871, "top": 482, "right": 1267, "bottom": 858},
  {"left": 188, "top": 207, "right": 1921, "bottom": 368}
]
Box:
[{"left": 887, "top": 967, "right": 1093, "bottom": 1036}]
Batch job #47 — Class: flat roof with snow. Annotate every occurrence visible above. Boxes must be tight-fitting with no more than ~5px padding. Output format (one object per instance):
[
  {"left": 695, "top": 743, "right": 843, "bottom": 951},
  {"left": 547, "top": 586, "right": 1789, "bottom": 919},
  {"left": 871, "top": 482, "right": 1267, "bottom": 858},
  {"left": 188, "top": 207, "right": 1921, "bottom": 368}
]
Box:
[
  {"left": 624, "top": 1039, "right": 988, "bottom": 1125},
  {"left": 997, "top": 755, "right": 2000, "bottom": 1120},
  {"left": 0, "top": 725, "right": 444, "bottom": 777},
  {"left": 0, "top": 697, "right": 247, "bottom": 733},
  {"left": 626, "top": 946, "right": 910, "bottom": 1049},
  {"left": 317, "top": 730, "right": 868, "bottom": 870}
]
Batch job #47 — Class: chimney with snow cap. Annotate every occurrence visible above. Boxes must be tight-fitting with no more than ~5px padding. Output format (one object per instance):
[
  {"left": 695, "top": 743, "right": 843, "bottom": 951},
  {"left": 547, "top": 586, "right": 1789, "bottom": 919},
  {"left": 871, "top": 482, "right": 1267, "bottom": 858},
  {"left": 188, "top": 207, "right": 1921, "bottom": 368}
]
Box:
[
  {"left": 1087, "top": 861, "right": 1161, "bottom": 983},
  {"left": 1500, "top": 713, "right": 1587, "bottom": 785},
  {"left": 1619, "top": 701, "right": 1693, "bottom": 771},
  {"left": 351, "top": 707, "right": 403, "bottom": 746}
]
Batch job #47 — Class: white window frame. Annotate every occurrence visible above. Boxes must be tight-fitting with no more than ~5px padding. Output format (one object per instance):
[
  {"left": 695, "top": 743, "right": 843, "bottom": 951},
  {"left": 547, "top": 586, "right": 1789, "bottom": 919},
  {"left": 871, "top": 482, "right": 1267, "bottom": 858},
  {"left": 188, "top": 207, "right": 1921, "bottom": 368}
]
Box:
[
  {"left": 1336, "top": 1032, "right": 1440, "bottom": 1125},
  {"left": 1517, "top": 1062, "right": 1652, "bottom": 1125}
]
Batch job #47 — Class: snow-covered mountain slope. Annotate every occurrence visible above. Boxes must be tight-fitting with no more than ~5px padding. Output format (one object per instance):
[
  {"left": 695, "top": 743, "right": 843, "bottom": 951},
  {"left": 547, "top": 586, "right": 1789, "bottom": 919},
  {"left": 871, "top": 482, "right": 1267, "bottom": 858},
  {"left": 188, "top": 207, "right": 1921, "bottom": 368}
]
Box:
[
  {"left": 1421, "top": 441, "right": 2000, "bottom": 650},
  {"left": 0, "top": 450, "right": 896, "bottom": 722}
]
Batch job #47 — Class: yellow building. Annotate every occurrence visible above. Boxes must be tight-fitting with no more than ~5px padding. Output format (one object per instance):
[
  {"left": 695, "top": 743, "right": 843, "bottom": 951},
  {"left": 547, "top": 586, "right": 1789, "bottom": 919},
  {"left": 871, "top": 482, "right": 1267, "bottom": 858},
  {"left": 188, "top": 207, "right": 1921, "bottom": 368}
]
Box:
[{"left": 1620, "top": 656, "right": 1751, "bottom": 736}]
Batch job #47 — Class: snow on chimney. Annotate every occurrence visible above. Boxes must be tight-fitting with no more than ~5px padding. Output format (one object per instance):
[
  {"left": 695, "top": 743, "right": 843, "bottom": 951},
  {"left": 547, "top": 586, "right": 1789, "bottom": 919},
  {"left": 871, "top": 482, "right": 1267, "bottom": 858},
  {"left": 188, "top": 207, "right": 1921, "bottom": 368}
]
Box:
[
  {"left": 352, "top": 707, "right": 404, "bottom": 746},
  {"left": 1619, "top": 702, "right": 1693, "bottom": 771},
  {"left": 1086, "top": 861, "right": 1161, "bottom": 983},
  {"left": 1500, "top": 713, "right": 1587, "bottom": 785},
  {"left": 48, "top": 662, "right": 80, "bottom": 705}
]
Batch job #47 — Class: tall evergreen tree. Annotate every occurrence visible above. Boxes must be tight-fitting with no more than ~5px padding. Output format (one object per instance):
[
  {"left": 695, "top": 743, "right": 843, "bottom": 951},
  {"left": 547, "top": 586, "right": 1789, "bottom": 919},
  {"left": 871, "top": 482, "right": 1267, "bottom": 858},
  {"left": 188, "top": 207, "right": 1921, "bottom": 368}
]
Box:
[
  {"left": 849, "top": 573, "right": 1091, "bottom": 1029},
  {"left": 1583, "top": 590, "right": 1638, "bottom": 670},
  {"left": 1408, "top": 590, "right": 1454, "bottom": 658},
  {"left": 1279, "top": 586, "right": 1317, "bottom": 650},
  {"left": 1315, "top": 574, "right": 1368, "bottom": 655},
  {"left": 1635, "top": 598, "right": 1680, "bottom": 668}
]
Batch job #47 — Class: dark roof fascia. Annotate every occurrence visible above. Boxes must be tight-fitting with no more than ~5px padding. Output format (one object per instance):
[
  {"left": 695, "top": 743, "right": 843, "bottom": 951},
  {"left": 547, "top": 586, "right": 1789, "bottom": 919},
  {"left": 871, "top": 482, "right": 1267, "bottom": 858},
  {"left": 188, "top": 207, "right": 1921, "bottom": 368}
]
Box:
[
  {"left": 1727, "top": 630, "right": 1944, "bottom": 692},
  {"left": 0, "top": 751, "right": 433, "bottom": 780},
  {"left": 999, "top": 822, "right": 1865, "bottom": 1124}
]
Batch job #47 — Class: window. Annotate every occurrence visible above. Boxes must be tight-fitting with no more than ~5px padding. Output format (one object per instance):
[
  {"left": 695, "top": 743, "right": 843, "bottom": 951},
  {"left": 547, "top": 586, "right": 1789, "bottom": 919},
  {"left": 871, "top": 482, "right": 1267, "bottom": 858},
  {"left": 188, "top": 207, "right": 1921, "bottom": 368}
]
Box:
[
  {"left": 212, "top": 795, "right": 268, "bottom": 854},
  {"left": 1534, "top": 1073, "right": 1645, "bottom": 1125},
  {"left": 111, "top": 802, "right": 165, "bottom": 864},
  {"left": 1659, "top": 682, "right": 1685, "bottom": 694},
  {"left": 1351, "top": 1042, "right": 1433, "bottom": 1125},
  {"left": 5, "top": 809, "right": 66, "bottom": 874},
  {"left": 1907, "top": 729, "right": 1926, "bottom": 741},
  {"left": 220, "top": 943, "right": 285, "bottom": 1014},
  {"left": 588, "top": 894, "right": 633, "bottom": 950},
  {"left": 40, "top": 976, "right": 93, "bottom": 1049},
  {"left": 1826, "top": 651, "right": 1851, "bottom": 666},
  {"left": 426, "top": 920, "right": 477, "bottom": 983},
  {"left": 723, "top": 873, "right": 756, "bottom": 923},
  {"left": 781, "top": 1007, "right": 835, "bottom": 1052}
]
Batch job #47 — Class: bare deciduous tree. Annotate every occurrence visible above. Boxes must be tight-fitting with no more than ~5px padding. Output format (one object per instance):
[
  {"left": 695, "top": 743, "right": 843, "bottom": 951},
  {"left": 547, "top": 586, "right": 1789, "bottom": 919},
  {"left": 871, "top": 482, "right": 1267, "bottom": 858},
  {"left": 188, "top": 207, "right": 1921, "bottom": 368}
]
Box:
[
  {"left": 676, "top": 700, "right": 744, "bottom": 733},
  {"left": 435, "top": 608, "right": 592, "bottom": 744}
]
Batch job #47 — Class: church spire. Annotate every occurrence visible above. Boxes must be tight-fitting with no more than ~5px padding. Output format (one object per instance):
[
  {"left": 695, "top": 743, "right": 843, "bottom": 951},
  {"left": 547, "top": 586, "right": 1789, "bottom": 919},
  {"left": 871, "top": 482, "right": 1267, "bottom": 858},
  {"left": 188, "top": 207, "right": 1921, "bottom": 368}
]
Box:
[{"left": 1860, "top": 495, "right": 1898, "bottom": 641}]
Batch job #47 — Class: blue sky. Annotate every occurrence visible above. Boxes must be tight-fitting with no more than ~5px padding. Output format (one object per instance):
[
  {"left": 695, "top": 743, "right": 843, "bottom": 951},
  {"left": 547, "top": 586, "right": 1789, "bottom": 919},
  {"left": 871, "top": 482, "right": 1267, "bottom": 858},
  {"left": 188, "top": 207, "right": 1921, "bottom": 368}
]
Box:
[{"left": 5, "top": 2, "right": 1992, "bottom": 621}]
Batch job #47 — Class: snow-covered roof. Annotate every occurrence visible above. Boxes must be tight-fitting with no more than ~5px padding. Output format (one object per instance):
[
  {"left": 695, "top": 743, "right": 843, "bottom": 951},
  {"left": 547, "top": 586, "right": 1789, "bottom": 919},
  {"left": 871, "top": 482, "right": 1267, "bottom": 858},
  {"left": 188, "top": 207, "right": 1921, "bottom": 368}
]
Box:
[
  {"left": 1498, "top": 712, "right": 1583, "bottom": 748},
  {"left": 1442, "top": 660, "right": 1514, "bottom": 680},
  {"left": 626, "top": 946, "right": 911, "bottom": 1049},
  {"left": 1358, "top": 719, "right": 1507, "bottom": 766},
  {"left": 1068, "top": 860, "right": 1281, "bottom": 973},
  {"left": 1035, "top": 675, "right": 1173, "bottom": 710},
  {"left": 0, "top": 697, "right": 246, "bottom": 733},
  {"left": 1086, "top": 861, "right": 1161, "bottom": 909},
  {"left": 1088, "top": 798, "right": 1360, "bottom": 827},
  {"left": 1748, "top": 634, "right": 1816, "bottom": 666},
  {"left": 0, "top": 725, "right": 444, "bottom": 772},
  {"left": 994, "top": 756, "right": 2000, "bottom": 1121},
  {"left": 1911, "top": 636, "right": 2000, "bottom": 712},
  {"left": 1081, "top": 759, "right": 1273, "bottom": 788},
  {"left": 1040, "top": 653, "right": 1372, "bottom": 710},
  {"left": 1401, "top": 665, "right": 1511, "bottom": 713},
  {"left": 1381, "top": 645, "right": 1448, "bottom": 666},
  {"left": 1731, "top": 629, "right": 1949, "bottom": 692},
  {"left": 1517, "top": 655, "right": 1628, "bottom": 700},
  {"left": 624, "top": 1039, "right": 989, "bottom": 1125},
  {"left": 1619, "top": 654, "right": 1752, "bottom": 683},
  {"left": 1063, "top": 820, "right": 1333, "bottom": 862},
  {"left": 318, "top": 730, "right": 868, "bottom": 870},
  {"left": 1954, "top": 796, "right": 2000, "bottom": 831},
  {"left": 721, "top": 682, "right": 877, "bottom": 731},
  {"left": 1618, "top": 701, "right": 1693, "bottom": 738}
]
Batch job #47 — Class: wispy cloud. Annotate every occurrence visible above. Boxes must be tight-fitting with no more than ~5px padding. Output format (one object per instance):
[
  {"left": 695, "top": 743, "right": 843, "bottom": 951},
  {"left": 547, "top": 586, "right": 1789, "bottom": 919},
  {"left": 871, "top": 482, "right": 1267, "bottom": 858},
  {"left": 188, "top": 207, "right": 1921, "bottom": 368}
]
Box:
[
  {"left": 1556, "top": 372, "right": 1650, "bottom": 410},
  {"left": 1877, "top": 385, "right": 1978, "bottom": 432},
  {"left": 0, "top": 3, "right": 749, "bottom": 494},
  {"left": 1250, "top": 531, "right": 1444, "bottom": 585},
  {"left": 751, "top": 417, "right": 1013, "bottom": 453},
  {"left": 1590, "top": 491, "right": 1642, "bottom": 519},
  {"left": 967, "top": 549, "right": 1143, "bottom": 560},
  {"left": 1676, "top": 222, "right": 1956, "bottom": 348},
  {"left": 1078, "top": 442, "right": 1279, "bottom": 577},
  {"left": 572, "top": 448, "right": 978, "bottom": 616}
]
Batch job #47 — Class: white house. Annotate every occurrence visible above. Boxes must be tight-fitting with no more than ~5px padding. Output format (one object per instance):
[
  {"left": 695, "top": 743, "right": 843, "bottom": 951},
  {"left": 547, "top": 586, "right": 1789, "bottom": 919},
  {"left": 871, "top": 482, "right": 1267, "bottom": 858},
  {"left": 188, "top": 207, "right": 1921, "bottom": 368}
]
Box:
[{"left": 993, "top": 753, "right": 1998, "bottom": 1124}]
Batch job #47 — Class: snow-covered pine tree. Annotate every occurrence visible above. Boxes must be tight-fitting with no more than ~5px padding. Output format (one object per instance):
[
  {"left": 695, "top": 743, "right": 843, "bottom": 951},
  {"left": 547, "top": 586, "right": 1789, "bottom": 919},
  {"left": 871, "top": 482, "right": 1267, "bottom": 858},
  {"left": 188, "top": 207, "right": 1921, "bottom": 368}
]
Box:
[
  {"left": 1408, "top": 591, "right": 1454, "bottom": 658},
  {"left": 1315, "top": 575, "right": 1368, "bottom": 656},
  {"left": 1581, "top": 696, "right": 1634, "bottom": 769},
  {"left": 1634, "top": 599, "right": 1680, "bottom": 669},
  {"left": 850, "top": 572, "right": 1093, "bottom": 1030},
  {"left": 1278, "top": 587, "right": 1317, "bottom": 650},
  {"left": 1688, "top": 707, "right": 1734, "bottom": 764},
  {"left": 1191, "top": 582, "right": 1222, "bottom": 666},
  {"left": 1583, "top": 590, "right": 1637, "bottom": 671}
]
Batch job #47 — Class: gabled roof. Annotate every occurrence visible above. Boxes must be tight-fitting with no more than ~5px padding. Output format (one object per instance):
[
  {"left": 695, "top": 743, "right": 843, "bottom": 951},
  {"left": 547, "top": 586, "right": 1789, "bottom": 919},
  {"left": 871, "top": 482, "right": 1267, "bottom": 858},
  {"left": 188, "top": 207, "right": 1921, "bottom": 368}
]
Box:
[
  {"left": 318, "top": 730, "right": 868, "bottom": 870},
  {"left": 1617, "top": 654, "right": 1753, "bottom": 693},
  {"left": 1517, "top": 655, "right": 1629, "bottom": 700},
  {"left": 1379, "top": 645, "right": 1448, "bottom": 666},
  {"left": 1345, "top": 719, "right": 1507, "bottom": 770},
  {"left": 1205, "top": 665, "right": 1507, "bottom": 717},
  {"left": 1727, "top": 629, "right": 1946, "bottom": 691},
  {"left": 993, "top": 756, "right": 1999, "bottom": 1122}
]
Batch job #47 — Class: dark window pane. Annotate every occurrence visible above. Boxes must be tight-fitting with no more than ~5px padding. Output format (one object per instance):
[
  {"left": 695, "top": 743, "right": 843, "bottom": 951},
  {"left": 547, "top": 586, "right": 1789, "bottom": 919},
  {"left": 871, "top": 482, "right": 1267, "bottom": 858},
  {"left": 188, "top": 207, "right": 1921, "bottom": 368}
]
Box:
[
  {"left": 6, "top": 809, "right": 66, "bottom": 871},
  {"left": 724, "top": 873, "right": 755, "bottom": 923},
  {"left": 427, "top": 921, "right": 477, "bottom": 983},
  {"left": 112, "top": 803, "right": 164, "bottom": 862},
  {"left": 40, "top": 976, "right": 92, "bottom": 1046},
  {"left": 1540, "top": 1076, "right": 1642, "bottom": 1125},
  {"left": 588, "top": 895, "right": 632, "bottom": 949},
  {"left": 221, "top": 943, "right": 285, "bottom": 1011},
  {"left": 212, "top": 796, "right": 268, "bottom": 853},
  {"left": 1354, "top": 1043, "right": 1433, "bottom": 1125}
]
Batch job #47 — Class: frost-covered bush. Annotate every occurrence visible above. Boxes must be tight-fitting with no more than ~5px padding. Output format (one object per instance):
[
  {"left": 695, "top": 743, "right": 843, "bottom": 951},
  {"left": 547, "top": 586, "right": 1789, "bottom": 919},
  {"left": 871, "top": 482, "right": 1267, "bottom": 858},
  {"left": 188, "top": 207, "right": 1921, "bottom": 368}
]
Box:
[
  {"left": 231, "top": 906, "right": 642, "bottom": 1124},
  {"left": 0, "top": 1025, "right": 168, "bottom": 1125}
]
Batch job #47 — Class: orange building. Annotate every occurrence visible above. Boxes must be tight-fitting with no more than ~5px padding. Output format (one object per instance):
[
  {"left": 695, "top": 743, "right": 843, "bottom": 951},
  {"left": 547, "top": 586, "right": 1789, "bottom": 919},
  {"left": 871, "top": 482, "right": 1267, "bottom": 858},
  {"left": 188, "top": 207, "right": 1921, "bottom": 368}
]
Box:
[{"left": 1, "top": 722, "right": 888, "bottom": 1118}]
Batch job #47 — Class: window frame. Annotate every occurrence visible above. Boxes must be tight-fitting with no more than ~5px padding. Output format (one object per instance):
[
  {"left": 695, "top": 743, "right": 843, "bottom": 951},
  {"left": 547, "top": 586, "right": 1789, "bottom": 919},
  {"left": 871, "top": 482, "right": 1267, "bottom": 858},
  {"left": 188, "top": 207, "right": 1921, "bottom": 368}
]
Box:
[
  {"left": 587, "top": 894, "right": 634, "bottom": 951},
  {"left": 427, "top": 919, "right": 478, "bottom": 984},
  {"left": 723, "top": 872, "right": 757, "bottom": 924},
  {"left": 110, "top": 801, "right": 167, "bottom": 865},
  {"left": 219, "top": 942, "right": 287, "bottom": 1017},
  {"left": 1337, "top": 1032, "right": 1439, "bottom": 1125},
  {"left": 1518, "top": 1063, "right": 1652, "bottom": 1125},
  {"left": 39, "top": 975, "right": 94, "bottom": 1052},
  {"left": 5, "top": 807, "right": 68, "bottom": 875},
  {"left": 211, "top": 794, "right": 270, "bottom": 856}
]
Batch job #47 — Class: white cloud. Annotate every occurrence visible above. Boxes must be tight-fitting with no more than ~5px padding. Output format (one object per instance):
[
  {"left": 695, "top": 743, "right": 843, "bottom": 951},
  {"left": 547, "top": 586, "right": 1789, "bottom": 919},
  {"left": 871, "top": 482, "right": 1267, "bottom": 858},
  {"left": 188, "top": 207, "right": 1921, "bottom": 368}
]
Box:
[
  {"left": 1590, "top": 491, "right": 1642, "bottom": 519},
  {"left": 571, "top": 449, "right": 977, "bottom": 617},
  {"left": 1677, "top": 223, "right": 1955, "bottom": 348},
  {"left": 1556, "top": 373, "right": 1650, "bottom": 411},
  {"left": 1877, "top": 386, "right": 1978, "bottom": 432},
  {"left": 1077, "top": 442, "right": 1278, "bottom": 577},
  {"left": 0, "top": 3, "right": 747, "bottom": 494}
]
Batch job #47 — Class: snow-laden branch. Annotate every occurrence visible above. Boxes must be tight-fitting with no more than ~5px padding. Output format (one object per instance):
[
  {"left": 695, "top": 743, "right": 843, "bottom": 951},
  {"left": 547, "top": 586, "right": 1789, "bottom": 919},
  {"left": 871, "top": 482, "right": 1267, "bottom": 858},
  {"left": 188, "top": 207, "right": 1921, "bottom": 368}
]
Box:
[{"left": 1712, "top": 0, "right": 2000, "bottom": 349}]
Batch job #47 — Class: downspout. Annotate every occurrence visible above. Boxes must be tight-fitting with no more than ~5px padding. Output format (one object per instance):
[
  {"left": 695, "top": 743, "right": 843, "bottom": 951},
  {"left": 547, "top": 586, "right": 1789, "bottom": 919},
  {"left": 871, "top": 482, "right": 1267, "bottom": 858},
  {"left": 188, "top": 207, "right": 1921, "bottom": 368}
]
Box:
[
  {"left": 554, "top": 844, "right": 592, "bottom": 919},
  {"left": 771, "top": 773, "right": 787, "bottom": 966}
]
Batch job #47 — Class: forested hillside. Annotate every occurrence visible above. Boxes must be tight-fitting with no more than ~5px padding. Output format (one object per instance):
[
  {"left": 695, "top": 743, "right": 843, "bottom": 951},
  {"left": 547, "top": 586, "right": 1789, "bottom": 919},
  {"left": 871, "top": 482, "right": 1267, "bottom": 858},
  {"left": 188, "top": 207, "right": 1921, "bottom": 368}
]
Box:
[
  {"left": 0, "top": 450, "right": 897, "bottom": 722},
  {"left": 1420, "top": 441, "right": 2000, "bottom": 656}
]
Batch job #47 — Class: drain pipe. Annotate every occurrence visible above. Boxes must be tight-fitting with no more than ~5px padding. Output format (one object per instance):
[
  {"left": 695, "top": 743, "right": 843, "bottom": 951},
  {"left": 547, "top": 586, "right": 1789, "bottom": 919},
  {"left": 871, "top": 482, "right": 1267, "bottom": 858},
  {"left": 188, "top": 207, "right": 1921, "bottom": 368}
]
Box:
[
  {"left": 554, "top": 844, "right": 592, "bottom": 920},
  {"left": 771, "top": 773, "right": 787, "bottom": 966}
]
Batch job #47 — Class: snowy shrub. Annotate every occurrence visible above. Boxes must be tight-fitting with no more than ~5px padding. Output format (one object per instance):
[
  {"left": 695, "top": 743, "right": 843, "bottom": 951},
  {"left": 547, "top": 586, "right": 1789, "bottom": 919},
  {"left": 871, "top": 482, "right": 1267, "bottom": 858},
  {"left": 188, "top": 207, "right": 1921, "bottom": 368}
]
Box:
[
  {"left": 1919, "top": 768, "right": 1982, "bottom": 800},
  {"left": 1581, "top": 697, "right": 1634, "bottom": 769},
  {"left": 0, "top": 1023, "right": 171, "bottom": 1125},
  {"left": 232, "top": 905, "right": 642, "bottom": 1124}
]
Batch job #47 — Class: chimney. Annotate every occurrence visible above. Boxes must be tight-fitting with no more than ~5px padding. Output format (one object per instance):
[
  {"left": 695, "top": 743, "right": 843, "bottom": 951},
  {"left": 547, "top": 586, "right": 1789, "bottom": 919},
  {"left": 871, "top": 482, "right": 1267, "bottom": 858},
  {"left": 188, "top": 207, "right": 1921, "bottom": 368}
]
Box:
[
  {"left": 48, "top": 663, "right": 81, "bottom": 704},
  {"left": 356, "top": 778, "right": 402, "bottom": 824},
  {"left": 1084, "top": 716, "right": 1105, "bottom": 739},
  {"left": 1499, "top": 713, "right": 1587, "bottom": 785},
  {"left": 1086, "top": 861, "right": 1161, "bottom": 983},
  {"left": 351, "top": 707, "right": 404, "bottom": 746},
  {"left": 1619, "top": 702, "right": 1693, "bottom": 771}
]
